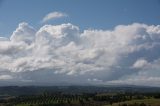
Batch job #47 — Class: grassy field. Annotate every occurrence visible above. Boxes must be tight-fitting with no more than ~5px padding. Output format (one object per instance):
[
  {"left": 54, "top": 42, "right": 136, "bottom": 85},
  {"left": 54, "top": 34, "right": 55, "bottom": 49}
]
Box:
[{"left": 105, "top": 99, "right": 160, "bottom": 106}]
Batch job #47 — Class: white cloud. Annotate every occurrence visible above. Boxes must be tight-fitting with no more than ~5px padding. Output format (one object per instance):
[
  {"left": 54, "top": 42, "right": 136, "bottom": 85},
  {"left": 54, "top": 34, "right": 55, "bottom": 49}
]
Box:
[
  {"left": 132, "top": 59, "right": 149, "bottom": 69},
  {"left": 42, "top": 11, "right": 67, "bottom": 23},
  {"left": 0, "top": 75, "right": 13, "bottom": 80},
  {"left": 0, "top": 37, "right": 9, "bottom": 41},
  {"left": 107, "top": 59, "right": 160, "bottom": 87},
  {"left": 10, "top": 22, "right": 36, "bottom": 44},
  {"left": 0, "top": 22, "right": 160, "bottom": 86}
]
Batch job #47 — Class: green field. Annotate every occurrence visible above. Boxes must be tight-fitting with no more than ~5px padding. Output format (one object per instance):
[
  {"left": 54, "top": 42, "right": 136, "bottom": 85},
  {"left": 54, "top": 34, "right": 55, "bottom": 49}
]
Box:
[{"left": 105, "top": 99, "right": 160, "bottom": 106}]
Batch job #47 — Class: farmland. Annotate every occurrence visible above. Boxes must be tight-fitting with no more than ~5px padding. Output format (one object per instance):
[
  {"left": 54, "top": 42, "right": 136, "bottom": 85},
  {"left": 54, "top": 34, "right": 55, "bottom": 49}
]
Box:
[{"left": 0, "top": 86, "right": 159, "bottom": 106}]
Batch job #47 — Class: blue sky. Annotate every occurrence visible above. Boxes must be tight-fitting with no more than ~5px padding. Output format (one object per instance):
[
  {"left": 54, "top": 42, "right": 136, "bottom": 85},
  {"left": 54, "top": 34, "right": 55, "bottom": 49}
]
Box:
[
  {"left": 0, "top": 0, "right": 160, "bottom": 37},
  {"left": 0, "top": 0, "right": 160, "bottom": 86}
]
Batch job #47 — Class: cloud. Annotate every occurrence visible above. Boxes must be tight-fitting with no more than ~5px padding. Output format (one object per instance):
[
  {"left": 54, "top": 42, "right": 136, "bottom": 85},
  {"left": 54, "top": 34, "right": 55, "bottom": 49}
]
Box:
[
  {"left": 42, "top": 11, "right": 67, "bottom": 23},
  {"left": 0, "top": 75, "right": 13, "bottom": 80},
  {"left": 0, "top": 22, "right": 160, "bottom": 86},
  {"left": 132, "top": 59, "right": 149, "bottom": 69},
  {"left": 10, "top": 22, "right": 36, "bottom": 44},
  {"left": 107, "top": 57, "right": 160, "bottom": 86},
  {"left": 0, "top": 37, "right": 9, "bottom": 41}
]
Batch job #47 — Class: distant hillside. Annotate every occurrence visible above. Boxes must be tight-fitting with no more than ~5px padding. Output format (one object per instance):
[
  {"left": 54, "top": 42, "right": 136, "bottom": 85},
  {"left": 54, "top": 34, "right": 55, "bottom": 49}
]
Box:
[{"left": 0, "top": 86, "right": 160, "bottom": 96}]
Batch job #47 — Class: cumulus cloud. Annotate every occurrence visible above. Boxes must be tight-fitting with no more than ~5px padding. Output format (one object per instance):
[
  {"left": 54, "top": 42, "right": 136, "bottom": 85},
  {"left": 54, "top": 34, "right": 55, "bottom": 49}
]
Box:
[
  {"left": 10, "top": 22, "right": 36, "bottom": 44},
  {"left": 0, "top": 22, "right": 160, "bottom": 86},
  {"left": 132, "top": 59, "right": 149, "bottom": 69},
  {"left": 42, "top": 11, "right": 67, "bottom": 23},
  {"left": 0, "top": 37, "right": 9, "bottom": 41}
]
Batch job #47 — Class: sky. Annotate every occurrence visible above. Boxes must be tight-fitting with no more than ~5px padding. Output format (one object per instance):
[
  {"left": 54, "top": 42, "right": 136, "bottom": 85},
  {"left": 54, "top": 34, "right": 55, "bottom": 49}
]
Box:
[{"left": 0, "top": 0, "right": 160, "bottom": 86}]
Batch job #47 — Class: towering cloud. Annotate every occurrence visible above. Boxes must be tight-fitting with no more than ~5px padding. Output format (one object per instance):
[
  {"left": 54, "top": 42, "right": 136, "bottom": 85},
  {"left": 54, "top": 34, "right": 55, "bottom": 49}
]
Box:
[
  {"left": 10, "top": 22, "right": 36, "bottom": 44},
  {"left": 0, "top": 23, "right": 160, "bottom": 86}
]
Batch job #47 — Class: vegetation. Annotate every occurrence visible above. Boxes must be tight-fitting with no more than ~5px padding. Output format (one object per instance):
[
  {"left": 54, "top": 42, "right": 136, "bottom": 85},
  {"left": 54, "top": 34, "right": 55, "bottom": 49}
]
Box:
[
  {"left": 0, "top": 86, "right": 159, "bottom": 106},
  {"left": 105, "top": 99, "right": 160, "bottom": 106}
]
